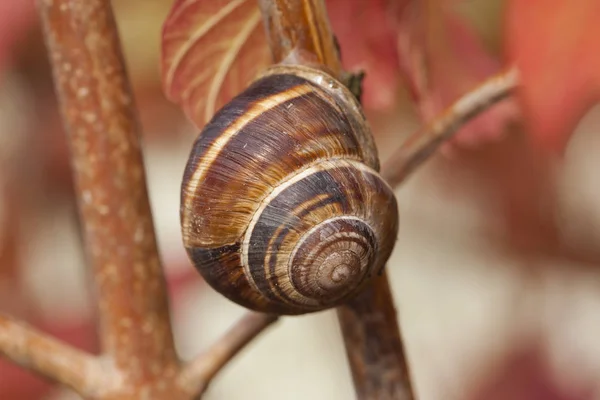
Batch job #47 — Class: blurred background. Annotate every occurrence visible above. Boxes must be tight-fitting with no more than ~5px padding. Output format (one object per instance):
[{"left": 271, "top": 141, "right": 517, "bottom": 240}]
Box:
[{"left": 1, "top": 0, "right": 600, "bottom": 399}]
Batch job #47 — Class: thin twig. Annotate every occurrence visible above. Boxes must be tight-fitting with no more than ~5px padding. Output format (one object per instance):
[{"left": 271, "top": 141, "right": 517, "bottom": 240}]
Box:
[
  {"left": 383, "top": 67, "right": 520, "bottom": 187},
  {"left": 36, "top": 0, "right": 180, "bottom": 388},
  {"left": 0, "top": 314, "right": 109, "bottom": 397},
  {"left": 259, "top": 1, "right": 416, "bottom": 399},
  {"left": 179, "top": 312, "right": 279, "bottom": 395}
]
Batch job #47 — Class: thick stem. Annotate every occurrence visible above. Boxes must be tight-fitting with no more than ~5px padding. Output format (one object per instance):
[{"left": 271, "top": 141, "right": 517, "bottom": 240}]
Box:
[
  {"left": 179, "top": 312, "right": 278, "bottom": 395},
  {"left": 383, "top": 67, "right": 520, "bottom": 187},
  {"left": 337, "top": 271, "right": 414, "bottom": 400},
  {"left": 36, "top": 0, "right": 179, "bottom": 383},
  {"left": 259, "top": 1, "right": 416, "bottom": 399},
  {"left": 0, "top": 314, "right": 109, "bottom": 397}
]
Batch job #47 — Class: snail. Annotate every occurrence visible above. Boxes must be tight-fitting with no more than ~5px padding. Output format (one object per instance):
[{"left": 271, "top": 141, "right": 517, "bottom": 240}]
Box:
[{"left": 180, "top": 64, "right": 399, "bottom": 315}]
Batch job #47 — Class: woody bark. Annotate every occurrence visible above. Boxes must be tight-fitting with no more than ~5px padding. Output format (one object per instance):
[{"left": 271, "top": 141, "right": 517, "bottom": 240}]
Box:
[{"left": 30, "top": 0, "right": 277, "bottom": 398}]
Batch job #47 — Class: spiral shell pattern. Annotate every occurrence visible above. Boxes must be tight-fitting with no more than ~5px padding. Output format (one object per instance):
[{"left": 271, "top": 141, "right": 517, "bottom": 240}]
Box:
[{"left": 181, "top": 66, "right": 399, "bottom": 315}]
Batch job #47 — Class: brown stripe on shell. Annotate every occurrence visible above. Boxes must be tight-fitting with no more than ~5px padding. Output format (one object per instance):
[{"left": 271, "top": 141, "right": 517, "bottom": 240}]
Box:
[
  {"left": 260, "top": 64, "right": 380, "bottom": 170},
  {"left": 181, "top": 79, "right": 314, "bottom": 247},
  {"left": 186, "top": 243, "right": 309, "bottom": 315},
  {"left": 185, "top": 243, "right": 271, "bottom": 312},
  {"left": 181, "top": 76, "right": 368, "bottom": 249},
  {"left": 290, "top": 217, "right": 377, "bottom": 305},
  {"left": 179, "top": 69, "right": 398, "bottom": 315},
  {"left": 242, "top": 160, "right": 398, "bottom": 312},
  {"left": 245, "top": 162, "right": 351, "bottom": 307},
  {"left": 181, "top": 74, "right": 311, "bottom": 189},
  {"left": 323, "top": 161, "right": 399, "bottom": 275}
]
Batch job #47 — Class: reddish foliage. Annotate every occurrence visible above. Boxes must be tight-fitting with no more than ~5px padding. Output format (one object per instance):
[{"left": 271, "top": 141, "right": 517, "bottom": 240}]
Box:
[
  {"left": 326, "top": 0, "right": 402, "bottom": 111},
  {"left": 160, "top": 0, "right": 519, "bottom": 150},
  {"left": 392, "top": 0, "right": 520, "bottom": 151},
  {"left": 504, "top": 0, "right": 600, "bottom": 153},
  {"left": 161, "top": 0, "right": 271, "bottom": 130},
  {"left": 469, "top": 345, "right": 593, "bottom": 400},
  {"left": 160, "top": 0, "right": 404, "bottom": 130},
  {"left": 3, "top": 0, "right": 599, "bottom": 154},
  {"left": 0, "top": 1, "right": 36, "bottom": 79}
]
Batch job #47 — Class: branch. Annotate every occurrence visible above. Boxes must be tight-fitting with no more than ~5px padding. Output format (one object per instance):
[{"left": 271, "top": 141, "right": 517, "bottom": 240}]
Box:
[
  {"left": 258, "top": 0, "right": 342, "bottom": 76},
  {"left": 0, "top": 314, "right": 108, "bottom": 397},
  {"left": 259, "top": 1, "right": 416, "bottom": 399},
  {"left": 382, "top": 67, "right": 520, "bottom": 187},
  {"left": 334, "top": 67, "right": 520, "bottom": 399},
  {"left": 178, "top": 312, "right": 278, "bottom": 395},
  {"left": 336, "top": 271, "right": 414, "bottom": 400},
  {"left": 36, "top": 0, "right": 179, "bottom": 378}
]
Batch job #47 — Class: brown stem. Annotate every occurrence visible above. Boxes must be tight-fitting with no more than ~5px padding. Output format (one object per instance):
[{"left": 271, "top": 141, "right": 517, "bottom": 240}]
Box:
[
  {"left": 383, "top": 67, "right": 520, "bottom": 187},
  {"left": 179, "top": 312, "right": 279, "bottom": 395},
  {"left": 336, "top": 271, "right": 414, "bottom": 400},
  {"left": 0, "top": 314, "right": 109, "bottom": 397},
  {"left": 36, "top": 0, "right": 179, "bottom": 382},
  {"left": 258, "top": 0, "right": 342, "bottom": 76},
  {"left": 259, "top": 1, "right": 416, "bottom": 399}
]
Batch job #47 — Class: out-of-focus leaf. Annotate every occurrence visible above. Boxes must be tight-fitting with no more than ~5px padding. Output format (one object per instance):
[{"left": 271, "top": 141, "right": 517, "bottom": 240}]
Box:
[
  {"left": 160, "top": 0, "right": 520, "bottom": 151},
  {"left": 160, "top": 0, "right": 404, "bottom": 128},
  {"left": 113, "top": 0, "right": 174, "bottom": 90},
  {"left": 0, "top": 1, "right": 36, "bottom": 79},
  {"left": 504, "top": 0, "right": 600, "bottom": 153},
  {"left": 393, "top": 0, "right": 520, "bottom": 152},
  {"left": 326, "top": 0, "right": 403, "bottom": 111},
  {"left": 161, "top": 0, "right": 271, "bottom": 130}
]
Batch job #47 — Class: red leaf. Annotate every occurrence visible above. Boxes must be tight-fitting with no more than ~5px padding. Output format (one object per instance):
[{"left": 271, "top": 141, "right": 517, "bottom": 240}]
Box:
[
  {"left": 160, "top": 0, "right": 405, "bottom": 126},
  {"left": 504, "top": 0, "right": 600, "bottom": 153},
  {"left": 326, "top": 0, "right": 403, "bottom": 111},
  {"left": 161, "top": 0, "right": 271, "bottom": 130},
  {"left": 160, "top": 0, "right": 520, "bottom": 151},
  {"left": 394, "top": 0, "right": 520, "bottom": 152}
]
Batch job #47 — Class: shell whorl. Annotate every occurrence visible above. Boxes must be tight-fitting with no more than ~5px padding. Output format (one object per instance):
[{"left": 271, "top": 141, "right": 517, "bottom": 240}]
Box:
[{"left": 181, "top": 65, "right": 399, "bottom": 315}]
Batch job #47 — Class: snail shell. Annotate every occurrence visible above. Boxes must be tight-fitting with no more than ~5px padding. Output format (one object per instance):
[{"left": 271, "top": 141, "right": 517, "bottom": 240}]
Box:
[{"left": 181, "top": 64, "right": 399, "bottom": 315}]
